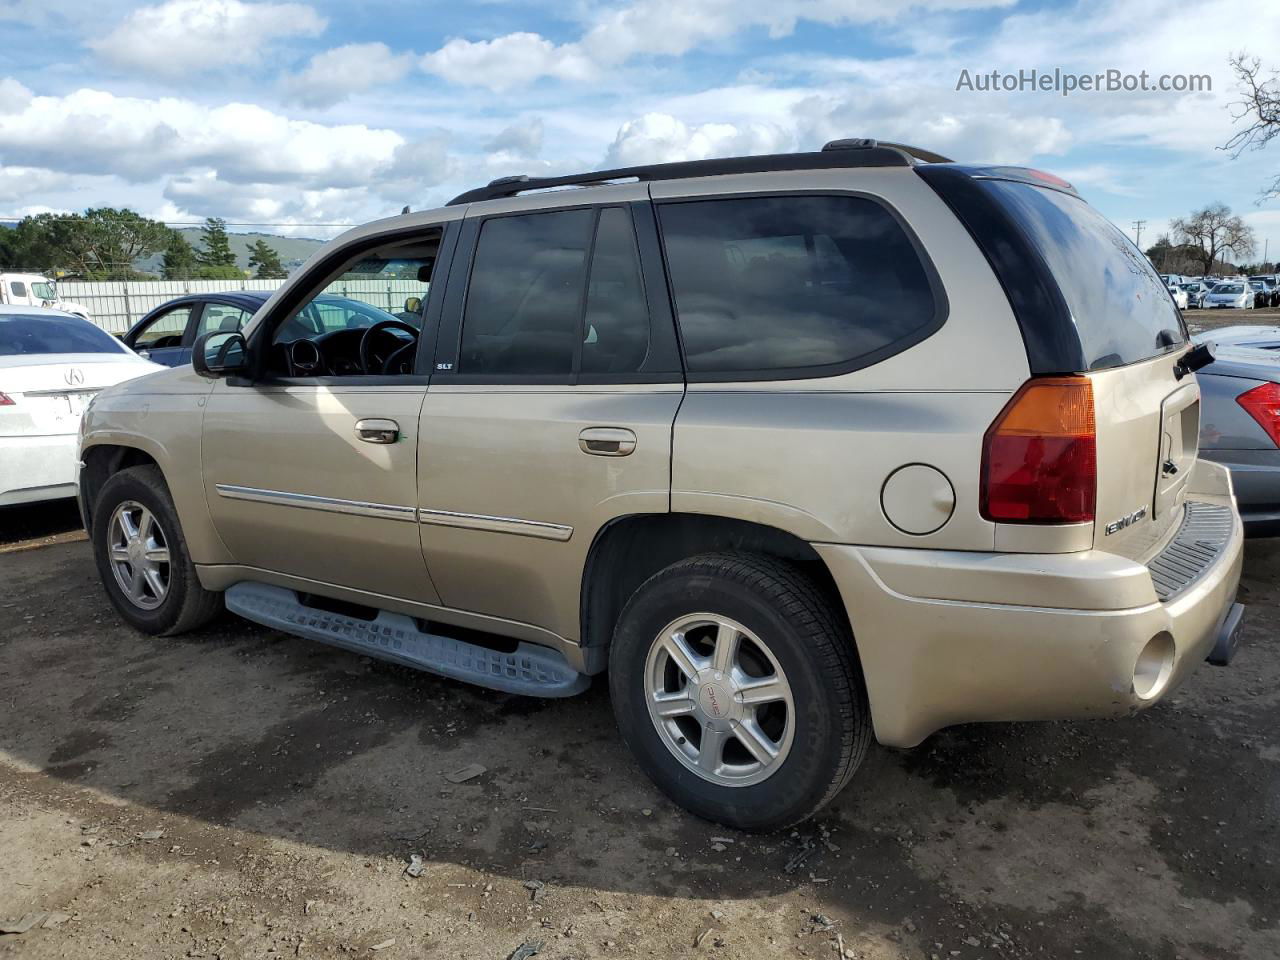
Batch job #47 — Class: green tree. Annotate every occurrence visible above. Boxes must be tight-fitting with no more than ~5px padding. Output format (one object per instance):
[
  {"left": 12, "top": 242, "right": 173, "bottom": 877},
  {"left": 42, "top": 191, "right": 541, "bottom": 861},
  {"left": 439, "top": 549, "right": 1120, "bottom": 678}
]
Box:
[
  {"left": 197, "top": 217, "right": 238, "bottom": 268},
  {"left": 1, "top": 208, "right": 170, "bottom": 278},
  {"left": 247, "top": 238, "right": 287, "bottom": 279},
  {"left": 161, "top": 230, "right": 198, "bottom": 279}
]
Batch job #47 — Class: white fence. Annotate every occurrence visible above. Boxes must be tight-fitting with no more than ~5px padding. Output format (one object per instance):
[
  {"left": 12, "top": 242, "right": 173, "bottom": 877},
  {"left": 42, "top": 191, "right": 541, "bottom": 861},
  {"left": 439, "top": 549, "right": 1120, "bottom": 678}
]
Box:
[{"left": 61, "top": 279, "right": 428, "bottom": 334}]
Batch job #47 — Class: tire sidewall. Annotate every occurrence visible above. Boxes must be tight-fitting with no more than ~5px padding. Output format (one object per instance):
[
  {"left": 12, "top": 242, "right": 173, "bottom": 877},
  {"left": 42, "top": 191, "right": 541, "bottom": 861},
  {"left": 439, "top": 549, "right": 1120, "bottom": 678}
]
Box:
[
  {"left": 610, "top": 565, "right": 852, "bottom": 830},
  {"left": 91, "top": 469, "right": 195, "bottom": 634}
]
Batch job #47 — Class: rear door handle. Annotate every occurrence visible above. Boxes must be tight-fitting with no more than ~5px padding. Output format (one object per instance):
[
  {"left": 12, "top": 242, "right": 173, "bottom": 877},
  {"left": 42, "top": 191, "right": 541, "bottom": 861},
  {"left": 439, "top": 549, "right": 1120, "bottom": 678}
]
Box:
[
  {"left": 355, "top": 418, "right": 400, "bottom": 444},
  {"left": 579, "top": 427, "right": 636, "bottom": 457}
]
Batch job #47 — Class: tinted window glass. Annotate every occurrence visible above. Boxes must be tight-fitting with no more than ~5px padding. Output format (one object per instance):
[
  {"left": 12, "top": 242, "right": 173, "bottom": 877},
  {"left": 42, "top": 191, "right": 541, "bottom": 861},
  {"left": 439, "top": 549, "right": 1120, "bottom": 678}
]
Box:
[
  {"left": 10, "top": 281, "right": 27, "bottom": 298},
  {"left": 582, "top": 207, "right": 650, "bottom": 375},
  {"left": 0, "top": 314, "right": 128, "bottom": 356},
  {"left": 981, "top": 181, "right": 1186, "bottom": 370},
  {"left": 658, "top": 195, "right": 938, "bottom": 375},
  {"left": 134, "top": 306, "right": 192, "bottom": 349},
  {"left": 460, "top": 209, "right": 594, "bottom": 376}
]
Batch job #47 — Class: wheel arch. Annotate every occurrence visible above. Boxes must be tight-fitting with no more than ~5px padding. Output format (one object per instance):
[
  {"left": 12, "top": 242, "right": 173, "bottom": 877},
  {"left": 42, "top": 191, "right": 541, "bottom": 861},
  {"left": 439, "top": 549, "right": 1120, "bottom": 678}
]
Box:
[
  {"left": 79, "top": 442, "right": 162, "bottom": 530},
  {"left": 579, "top": 512, "right": 856, "bottom": 671}
]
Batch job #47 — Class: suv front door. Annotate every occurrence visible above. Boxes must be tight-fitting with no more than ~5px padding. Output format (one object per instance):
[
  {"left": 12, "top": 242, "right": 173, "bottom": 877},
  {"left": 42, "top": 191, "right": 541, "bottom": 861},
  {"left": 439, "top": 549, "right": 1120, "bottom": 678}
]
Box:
[
  {"left": 199, "top": 221, "right": 453, "bottom": 604},
  {"left": 417, "top": 190, "right": 684, "bottom": 641}
]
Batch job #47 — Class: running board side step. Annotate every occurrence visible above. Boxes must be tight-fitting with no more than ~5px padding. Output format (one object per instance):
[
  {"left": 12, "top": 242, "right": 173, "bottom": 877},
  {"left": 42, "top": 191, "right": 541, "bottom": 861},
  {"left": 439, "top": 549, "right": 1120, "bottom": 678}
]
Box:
[{"left": 224, "top": 582, "right": 590, "bottom": 697}]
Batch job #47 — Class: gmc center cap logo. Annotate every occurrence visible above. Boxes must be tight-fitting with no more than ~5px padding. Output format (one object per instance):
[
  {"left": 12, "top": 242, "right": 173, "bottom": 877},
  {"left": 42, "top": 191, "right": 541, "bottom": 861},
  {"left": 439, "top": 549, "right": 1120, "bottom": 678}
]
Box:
[
  {"left": 64, "top": 368, "right": 84, "bottom": 386},
  {"left": 699, "top": 681, "right": 728, "bottom": 718}
]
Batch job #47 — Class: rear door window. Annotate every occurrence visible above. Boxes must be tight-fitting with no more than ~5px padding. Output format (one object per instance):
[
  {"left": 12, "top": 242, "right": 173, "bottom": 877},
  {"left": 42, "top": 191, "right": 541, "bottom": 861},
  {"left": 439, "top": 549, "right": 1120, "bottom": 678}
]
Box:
[
  {"left": 980, "top": 181, "right": 1186, "bottom": 370},
  {"left": 657, "top": 195, "right": 941, "bottom": 378},
  {"left": 460, "top": 209, "right": 595, "bottom": 377}
]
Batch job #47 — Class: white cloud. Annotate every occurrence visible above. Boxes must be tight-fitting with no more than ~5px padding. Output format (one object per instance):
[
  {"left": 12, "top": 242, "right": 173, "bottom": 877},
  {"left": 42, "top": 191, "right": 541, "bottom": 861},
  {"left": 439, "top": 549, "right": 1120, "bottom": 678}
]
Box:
[
  {"left": 422, "top": 0, "right": 1017, "bottom": 90},
  {"left": 0, "top": 85, "right": 405, "bottom": 187},
  {"left": 605, "top": 112, "right": 793, "bottom": 166},
  {"left": 484, "top": 118, "right": 545, "bottom": 159},
  {"left": 0, "top": 166, "right": 69, "bottom": 204},
  {"left": 88, "top": 0, "right": 327, "bottom": 78},
  {"left": 282, "top": 42, "right": 414, "bottom": 109},
  {"left": 420, "top": 32, "right": 594, "bottom": 92}
]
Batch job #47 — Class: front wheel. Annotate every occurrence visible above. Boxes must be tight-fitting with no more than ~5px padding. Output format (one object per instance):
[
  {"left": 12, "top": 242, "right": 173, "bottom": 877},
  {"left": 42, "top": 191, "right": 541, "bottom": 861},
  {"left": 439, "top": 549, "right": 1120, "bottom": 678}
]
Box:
[
  {"left": 91, "top": 465, "right": 222, "bottom": 636},
  {"left": 609, "top": 553, "right": 871, "bottom": 831}
]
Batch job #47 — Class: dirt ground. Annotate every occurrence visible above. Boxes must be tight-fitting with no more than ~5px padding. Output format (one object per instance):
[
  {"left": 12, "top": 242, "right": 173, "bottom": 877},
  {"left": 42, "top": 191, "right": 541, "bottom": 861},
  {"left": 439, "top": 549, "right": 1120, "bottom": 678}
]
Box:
[{"left": 0, "top": 504, "right": 1276, "bottom": 960}]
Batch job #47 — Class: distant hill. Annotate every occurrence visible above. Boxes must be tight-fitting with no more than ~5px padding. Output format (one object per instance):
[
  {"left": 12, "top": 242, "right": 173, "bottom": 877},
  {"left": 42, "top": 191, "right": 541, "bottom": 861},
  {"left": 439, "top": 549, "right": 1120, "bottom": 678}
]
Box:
[{"left": 134, "top": 230, "right": 328, "bottom": 276}]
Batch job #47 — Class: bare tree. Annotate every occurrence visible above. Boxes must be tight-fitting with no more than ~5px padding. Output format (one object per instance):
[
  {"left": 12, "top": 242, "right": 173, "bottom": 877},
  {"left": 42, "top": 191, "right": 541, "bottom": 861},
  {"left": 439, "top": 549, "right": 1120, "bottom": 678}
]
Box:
[
  {"left": 1169, "top": 203, "right": 1256, "bottom": 275},
  {"left": 1225, "top": 54, "right": 1280, "bottom": 197}
]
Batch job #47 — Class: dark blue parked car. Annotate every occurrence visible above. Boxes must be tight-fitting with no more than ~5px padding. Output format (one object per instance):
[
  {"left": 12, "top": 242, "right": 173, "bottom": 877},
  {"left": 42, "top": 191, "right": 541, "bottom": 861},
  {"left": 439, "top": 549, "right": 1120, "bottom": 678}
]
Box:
[{"left": 122, "top": 291, "right": 416, "bottom": 367}]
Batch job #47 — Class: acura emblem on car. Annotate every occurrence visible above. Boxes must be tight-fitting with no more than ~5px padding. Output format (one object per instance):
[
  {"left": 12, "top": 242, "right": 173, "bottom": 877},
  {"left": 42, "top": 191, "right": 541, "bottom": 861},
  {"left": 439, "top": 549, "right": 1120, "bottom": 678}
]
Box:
[{"left": 64, "top": 368, "right": 84, "bottom": 386}]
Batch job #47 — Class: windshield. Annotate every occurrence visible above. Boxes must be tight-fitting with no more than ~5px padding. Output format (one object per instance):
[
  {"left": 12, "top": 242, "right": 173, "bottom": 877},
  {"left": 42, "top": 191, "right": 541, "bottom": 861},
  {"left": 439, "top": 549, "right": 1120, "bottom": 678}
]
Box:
[
  {"left": 0, "top": 313, "right": 128, "bottom": 356},
  {"left": 981, "top": 180, "right": 1186, "bottom": 369},
  {"left": 31, "top": 281, "right": 57, "bottom": 300},
  {"left": 1214, "top": 284, "right": 1243, "bottom": 294}
]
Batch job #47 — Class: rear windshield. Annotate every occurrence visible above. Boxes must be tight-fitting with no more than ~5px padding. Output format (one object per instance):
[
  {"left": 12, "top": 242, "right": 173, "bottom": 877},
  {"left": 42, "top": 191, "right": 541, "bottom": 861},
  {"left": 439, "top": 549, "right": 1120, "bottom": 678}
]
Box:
[
  {"left": 982, "top": 181, "right": 1186, "bottom": 370},
  {"left": 0, "top": 314, "right": 127, "bottom": 357}
]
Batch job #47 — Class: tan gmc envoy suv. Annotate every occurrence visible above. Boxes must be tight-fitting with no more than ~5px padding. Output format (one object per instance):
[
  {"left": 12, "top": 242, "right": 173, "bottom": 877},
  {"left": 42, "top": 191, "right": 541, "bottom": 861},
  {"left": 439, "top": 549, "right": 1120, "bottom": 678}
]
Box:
[{"left": 78, "top": 140, "right": 1246, "bottom": 830}]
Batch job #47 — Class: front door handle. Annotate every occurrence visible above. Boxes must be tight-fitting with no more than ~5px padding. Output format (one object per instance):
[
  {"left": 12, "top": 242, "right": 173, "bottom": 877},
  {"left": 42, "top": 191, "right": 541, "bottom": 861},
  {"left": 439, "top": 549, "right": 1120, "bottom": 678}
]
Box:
[
  {"left": 356, "top": 418, "right": 400, "bottom": 444},
  {"left": 579, "top": 427, "right": 636, "bottom": 457}
]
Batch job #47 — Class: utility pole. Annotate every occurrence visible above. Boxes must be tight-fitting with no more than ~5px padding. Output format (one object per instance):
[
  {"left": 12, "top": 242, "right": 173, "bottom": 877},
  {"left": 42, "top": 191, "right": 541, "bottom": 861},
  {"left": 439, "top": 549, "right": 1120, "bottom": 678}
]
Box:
[{"left": 1132, "top": 220, "right": 1146, "bottom": 250}]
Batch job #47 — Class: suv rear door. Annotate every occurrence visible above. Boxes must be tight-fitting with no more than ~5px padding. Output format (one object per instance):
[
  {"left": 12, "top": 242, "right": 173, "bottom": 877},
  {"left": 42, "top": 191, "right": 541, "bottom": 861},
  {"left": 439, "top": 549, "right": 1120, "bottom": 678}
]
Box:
[{"left": 417, "top": 187, "right": 683, "bottom": 642}]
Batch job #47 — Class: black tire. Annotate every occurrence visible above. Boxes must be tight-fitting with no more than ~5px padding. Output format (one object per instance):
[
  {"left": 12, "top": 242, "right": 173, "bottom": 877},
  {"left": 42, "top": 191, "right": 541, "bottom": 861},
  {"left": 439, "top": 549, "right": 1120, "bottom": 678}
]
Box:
[
  {"left": 608, "top": 552, "right": 871, "bottom": 831},
  {"left": 91, "top": 464, "right": 223, "bottom": 636}
]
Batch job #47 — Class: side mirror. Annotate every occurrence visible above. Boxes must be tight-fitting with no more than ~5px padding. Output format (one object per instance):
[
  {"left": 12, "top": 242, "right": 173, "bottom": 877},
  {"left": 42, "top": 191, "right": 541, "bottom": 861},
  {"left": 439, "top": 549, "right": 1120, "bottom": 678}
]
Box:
[
  {"left": 193, "top": 330, "right": 249, "bottom": 379},
  {"left": 404, "top": 296, "right": 422, "bottom": 314}
]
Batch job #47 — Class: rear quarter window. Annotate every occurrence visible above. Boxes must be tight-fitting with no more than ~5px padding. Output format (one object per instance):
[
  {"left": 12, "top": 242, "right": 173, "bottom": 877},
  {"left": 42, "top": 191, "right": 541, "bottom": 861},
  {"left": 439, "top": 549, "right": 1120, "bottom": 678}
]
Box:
[
  {"left": 980, "top": 181, "right": 1186, "bottom": 370},
  {"left": 657, "top": 194, "right": 942, "bottom": 379}
]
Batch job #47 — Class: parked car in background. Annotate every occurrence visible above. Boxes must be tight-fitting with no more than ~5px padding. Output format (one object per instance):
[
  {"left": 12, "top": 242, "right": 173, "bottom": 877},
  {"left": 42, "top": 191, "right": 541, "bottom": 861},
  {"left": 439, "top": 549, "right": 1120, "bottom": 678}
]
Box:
[
  {"left": 1, "top": 306, "right": 159, "bottom": 506},
  {"left": 1168, "top": 283, "right": 1189, "bottom": 309},
  {"left": 122, "top": 291, "right": 418, "bottom": 367},
  {"left": 1248, "top": 278, "right": 1280, "bottom": 307},
  {"left": 1204, "top": 282, "right": 1254, "bottom": 309},
  {"left": 0, "top": 272, "right": 93, "bottom": 323},
  {"left": 1196, "top": 326, "right": 1280, "bottom": 536},
  {"left": 1181, "top": 281, "right": 1212, "bottom": 308},
  {"left": 78, "top": 142, "right": 1245, "bottom": 829}
]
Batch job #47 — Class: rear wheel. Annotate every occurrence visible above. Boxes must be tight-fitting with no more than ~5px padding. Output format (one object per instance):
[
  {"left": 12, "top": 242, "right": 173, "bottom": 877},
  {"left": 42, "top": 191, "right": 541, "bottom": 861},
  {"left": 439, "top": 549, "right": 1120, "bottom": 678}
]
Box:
[
  {"left": 609, "top": 552, "right": 871, "bottom": 830},
  {"left": 91, "top": 465, "right": 222, "bottom": 636}
]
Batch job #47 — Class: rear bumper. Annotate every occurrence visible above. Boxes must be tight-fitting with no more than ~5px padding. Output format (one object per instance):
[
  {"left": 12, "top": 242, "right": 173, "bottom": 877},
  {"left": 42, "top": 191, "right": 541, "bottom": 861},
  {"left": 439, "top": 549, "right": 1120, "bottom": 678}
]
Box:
[
  {"left": 0, "top": 433, "right": 79, "bottom": 506},
  {"left": 814, "top": 485, "right": 1244, "bottom": 748}
]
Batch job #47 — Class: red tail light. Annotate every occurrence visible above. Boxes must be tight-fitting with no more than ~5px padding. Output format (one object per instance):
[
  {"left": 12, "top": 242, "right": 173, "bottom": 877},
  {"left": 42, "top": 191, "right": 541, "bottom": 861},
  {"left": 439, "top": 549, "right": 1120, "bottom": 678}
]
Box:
[
  {"left": 981, "top": 377, "right": 1096, "bottom": 523},
  {"left": 0, "top": 391, "right": 14, "bottom": 406},
  {"left": 1237, "top": 382, "right": 1280, "bottom": 448}
]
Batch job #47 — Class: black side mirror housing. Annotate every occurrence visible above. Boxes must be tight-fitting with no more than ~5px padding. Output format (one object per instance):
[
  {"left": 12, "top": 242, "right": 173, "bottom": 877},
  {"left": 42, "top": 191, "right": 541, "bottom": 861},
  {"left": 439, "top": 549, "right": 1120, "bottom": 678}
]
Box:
[{"left": 193, "top": 330, "right": 250, "bottom": 379}]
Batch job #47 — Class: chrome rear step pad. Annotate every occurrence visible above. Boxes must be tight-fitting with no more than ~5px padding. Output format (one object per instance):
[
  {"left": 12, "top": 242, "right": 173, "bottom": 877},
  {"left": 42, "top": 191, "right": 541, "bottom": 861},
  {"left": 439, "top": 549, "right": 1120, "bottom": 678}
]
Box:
[{"left": 224, "top": 582, "right": 589, "bottom": 697}]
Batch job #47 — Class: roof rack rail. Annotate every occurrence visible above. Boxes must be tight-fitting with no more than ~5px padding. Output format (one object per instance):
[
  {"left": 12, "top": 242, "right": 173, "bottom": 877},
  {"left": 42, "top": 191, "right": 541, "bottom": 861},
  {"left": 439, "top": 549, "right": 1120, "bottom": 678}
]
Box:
[
  {"left": 824, "top": 139, "right": 954, "bottom": 164},
  {"left": 446, "top": 139, "right": 947, "bottom": 206}
]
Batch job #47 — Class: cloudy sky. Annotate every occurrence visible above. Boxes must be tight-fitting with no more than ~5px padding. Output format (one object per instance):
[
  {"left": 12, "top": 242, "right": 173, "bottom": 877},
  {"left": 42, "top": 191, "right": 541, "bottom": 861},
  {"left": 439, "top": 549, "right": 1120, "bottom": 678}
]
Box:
[{"left": 1, "top": 0, "right": 1278, "bottom": 255}]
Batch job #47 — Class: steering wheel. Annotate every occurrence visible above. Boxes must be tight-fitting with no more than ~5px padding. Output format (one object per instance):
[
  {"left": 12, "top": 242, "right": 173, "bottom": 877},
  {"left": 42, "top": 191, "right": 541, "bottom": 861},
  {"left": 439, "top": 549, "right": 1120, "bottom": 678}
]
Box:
[{"left": 358, "top": 319, "right": 420, "bottom": 375}]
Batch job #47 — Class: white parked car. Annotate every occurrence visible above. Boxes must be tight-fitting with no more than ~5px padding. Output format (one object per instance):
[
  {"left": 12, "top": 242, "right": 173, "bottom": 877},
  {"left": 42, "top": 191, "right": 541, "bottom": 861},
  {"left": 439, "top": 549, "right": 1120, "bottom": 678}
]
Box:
[
  {"left": 0, "top": 272, "right": 94, "bottom": 323},
  {"left": 1166, "top": 283, "right": 1189, "bottom": 309},
  {"left": 1203, "top": 282, "right": 1254, "bottom": 310},
  {"left": 1, "top": 306, "right": 160, "bottom": 506}
]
